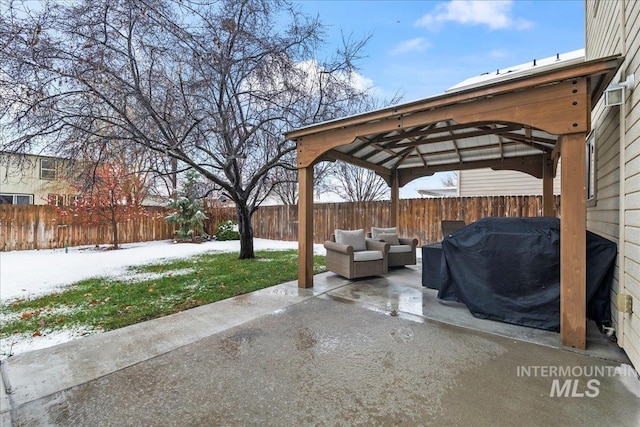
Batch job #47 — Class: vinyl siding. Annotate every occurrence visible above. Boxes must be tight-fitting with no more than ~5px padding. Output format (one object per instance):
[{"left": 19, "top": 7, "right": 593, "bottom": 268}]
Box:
[
  {"left": 586, "top": 0, "right": 640, "bottom": 370},
  {"left": 0, "top": 154, "right": 72, "bottom": 204},
  {"left": 458, "top": 166, "right": 561, "bottom": 197}
]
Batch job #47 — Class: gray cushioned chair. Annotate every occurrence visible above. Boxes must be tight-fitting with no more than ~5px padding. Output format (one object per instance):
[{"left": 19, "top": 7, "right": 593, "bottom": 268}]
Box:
[
  {"left": 369, "top": 227, "right": 418, "bottom": 267},
  {"left": 324, "top": 229, "right": 389, "bottom": 279}
]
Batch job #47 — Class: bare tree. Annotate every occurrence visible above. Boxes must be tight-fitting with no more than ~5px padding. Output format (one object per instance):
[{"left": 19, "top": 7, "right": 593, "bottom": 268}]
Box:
[
  {"left": 269, "top": 92, "right": 403, "bottom": 205},
  {"left": 331, "top": 163, "right": 389, "bottom": 202},
  {"left": 0, "top": 0, "right": 372, "bottom": 258},
  {"left": 270, "top": 159, "right": 334, "bottom": 205}
]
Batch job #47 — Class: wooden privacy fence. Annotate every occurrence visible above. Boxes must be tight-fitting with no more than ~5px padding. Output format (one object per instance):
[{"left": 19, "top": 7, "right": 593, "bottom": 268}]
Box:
[
  {"left": 0, "top": 204, "right": 238, "bottom": 252},
  {"left": 0, "top": 205, "right": 175, "bottom": 251},
  {"left": 251, "top": 195, "right": 561, "bottom": 246},
  {"left": 1, "top": 196, "right": 559, "bottom": 251}
]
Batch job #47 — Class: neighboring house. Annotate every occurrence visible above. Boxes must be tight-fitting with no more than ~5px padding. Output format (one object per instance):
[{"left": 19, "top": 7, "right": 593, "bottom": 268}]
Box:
[
  {"left": 457, "top": 166, "right": 561, "bottom": 197},
  {"left": 0, "top": 152, "right": 75, "bottom": 205},
  {"left": 417, "top": 187, "right": 457, "bottom": 197},
  {"left": 586, "top": 0, "right": 640, "bottom": 370},
  {"left": 0, "top": 152, "right": 167, "bottom": 207}
]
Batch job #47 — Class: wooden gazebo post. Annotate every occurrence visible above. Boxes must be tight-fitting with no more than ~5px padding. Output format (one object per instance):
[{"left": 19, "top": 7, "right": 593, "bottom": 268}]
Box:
[
  {"left": 390, "top": 170, "right": 400, "bottom": 226},
  {"left": 298, "top": 165, "right": 314, "bottom": 288},
  {"left": 542, "top": 154, "right": 556, "bottom": 217},
  {"left": 559, "top": 132, "right": 587, "bottom": 348}
]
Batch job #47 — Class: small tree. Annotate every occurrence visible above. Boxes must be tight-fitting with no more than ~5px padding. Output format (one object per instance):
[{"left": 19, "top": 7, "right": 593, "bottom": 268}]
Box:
[
  {"left": 165, "top": 198, "right": 207, "bottom": 240},
  {"left": 165, "top": 172, "right": 207, "bottom": 240},
  {"left": 55, "top": 161, "right": 147, "bottom": 249}
]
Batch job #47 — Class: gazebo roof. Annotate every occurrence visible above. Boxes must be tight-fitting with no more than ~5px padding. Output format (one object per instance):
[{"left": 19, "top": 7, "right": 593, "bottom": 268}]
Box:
[{"left": 286, "top": 53, "right": 623, "bottom": 186}]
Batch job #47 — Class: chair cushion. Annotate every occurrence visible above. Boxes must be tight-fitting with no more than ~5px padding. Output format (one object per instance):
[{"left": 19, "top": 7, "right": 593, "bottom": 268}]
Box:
[
  {"left": 335, "top": 229, "right": 367, "bottom": 251},
  {"left": 353, "top": 250, "right": 383, "bottom": 262},
  {"left": 371, "top": 227, "right": 397, "bottom": 239},
  {"left": 377, "top": 233, "right": 400, "bottom": 245},
  {"left": 389, "top": 244, "right": 412, "bottom": 253}
]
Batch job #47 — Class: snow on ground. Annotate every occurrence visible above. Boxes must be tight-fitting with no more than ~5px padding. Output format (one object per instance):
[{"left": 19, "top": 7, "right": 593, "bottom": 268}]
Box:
[
  {"left": 0, "top": 238, "right": 326, "bottom": 303},
  {"left": 0, "top": 238, "right": 327, "bottom": 359}
]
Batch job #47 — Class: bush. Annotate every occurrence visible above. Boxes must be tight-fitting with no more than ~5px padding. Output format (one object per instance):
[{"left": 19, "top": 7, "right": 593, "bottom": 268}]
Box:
[{"left": 216, "top": 220, "right": 240, "bottom": 241}]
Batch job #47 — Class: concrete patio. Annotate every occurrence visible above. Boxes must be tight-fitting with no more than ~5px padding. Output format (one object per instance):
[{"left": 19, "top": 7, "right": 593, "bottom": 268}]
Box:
[{"left": 2, "top": 263, "right": 639, "bottom": 426}]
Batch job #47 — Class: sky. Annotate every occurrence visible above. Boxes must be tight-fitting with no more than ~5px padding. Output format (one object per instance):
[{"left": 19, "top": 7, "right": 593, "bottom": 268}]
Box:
[
  {"left": 295, "top": 0, "right": 585, "bottom": 100},
  {"left": 292, "top": 0, "right": 585, "bottom": 196}
]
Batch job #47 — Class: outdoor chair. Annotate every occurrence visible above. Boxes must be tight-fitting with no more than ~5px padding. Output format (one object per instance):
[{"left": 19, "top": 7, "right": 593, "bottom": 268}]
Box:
[
  {"left": 324, "top": 229, "right": 389, "bottom": 279},
  {"left": 369, "top": 227, "right": 418, "bottom": 267},
  {"left": 441, "top": 220, "right": 466, "bottom": 238}
]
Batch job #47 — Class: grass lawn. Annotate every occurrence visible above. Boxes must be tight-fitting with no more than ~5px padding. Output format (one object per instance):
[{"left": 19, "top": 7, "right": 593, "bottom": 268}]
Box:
[{"left": 1, "top": 250, "right": 326, "bottom": 338}]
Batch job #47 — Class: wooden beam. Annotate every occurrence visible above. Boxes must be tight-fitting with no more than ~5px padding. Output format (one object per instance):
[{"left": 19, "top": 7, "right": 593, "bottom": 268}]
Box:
[
  {"left": 450, "top": 79, "right": 589, "bottom": 135},
  {"left": 398, "top": 154, "right": 544, "bottom": 186},
  {"left": 542, "top": 154, "right": 555, "bottom": 217},
  {"left": 560, "top": 132, "right": 587, "bottom": 349},
  {"left": 387, "top": 123, "right": 520, "bottom": 149},
  {"left": 500, "top": 132, "right": 556, "bottom": 153},
  {"left": 390, "top": 170, "right": 400, "bottom": 227},
  {"left": 295, "top": 117, "right": 403, "bottom": 167},
  {"left": 324, "top": 149, "right": 392, "bottom": 178},
  {"left": 343, "top": 138, "right": 370, "bottom": 156},
  {"left": 372, "top": 121, "right": 506, "bottom": 146},
  {"left": 401, "top": 139, "right": 526, "bottom": 162},
  {"left": 297, "top": 166, "right": 314, "bottom": 288}
]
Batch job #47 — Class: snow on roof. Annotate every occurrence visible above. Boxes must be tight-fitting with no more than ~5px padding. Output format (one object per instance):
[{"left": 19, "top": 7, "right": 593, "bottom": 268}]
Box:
[{"left": 446, "top": 49, "right": 585, "bottom": 94}]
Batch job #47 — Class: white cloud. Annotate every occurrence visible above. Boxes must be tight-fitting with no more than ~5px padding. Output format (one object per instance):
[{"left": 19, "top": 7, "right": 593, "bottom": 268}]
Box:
[
  {"left": 390, "top": 37, "right": 431, "bottom": 55},
  {"left": 415, "top": 0, "right": 533, "bottom": 31},
  {"left": 347, "top": 70, "right": 375, "bottom": 92},
  {"left": 488, "top": 49, "right": 509, "bottom": 59},
  {"left": 296, "top": 59, "right": 374, "bottom": 92}
]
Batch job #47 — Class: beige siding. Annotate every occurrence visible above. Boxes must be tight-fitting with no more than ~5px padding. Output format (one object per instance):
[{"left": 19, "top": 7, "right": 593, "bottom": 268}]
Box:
[
  {"left": 586, "top": 0, "right": 640, "bottom": 370},
  {"left": 0, "top": 154, "right": 73, "bottom": 205},
  {"left": 458, "top": 167, "right": 561, "bottom": 197}
]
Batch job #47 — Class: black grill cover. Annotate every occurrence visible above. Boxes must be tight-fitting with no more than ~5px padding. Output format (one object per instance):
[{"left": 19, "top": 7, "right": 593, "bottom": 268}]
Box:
[{"left": 439, "top": 217, "right": 617, "bottom": 331}]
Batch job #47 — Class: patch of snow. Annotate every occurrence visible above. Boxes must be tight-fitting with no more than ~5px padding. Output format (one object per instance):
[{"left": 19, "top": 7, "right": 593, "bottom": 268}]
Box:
[
  {"left": 0, "top": 238, "right": 326, "bottom": 303},
  {"left": 119, "top": 268, "right": 196, "bottom": 283}
]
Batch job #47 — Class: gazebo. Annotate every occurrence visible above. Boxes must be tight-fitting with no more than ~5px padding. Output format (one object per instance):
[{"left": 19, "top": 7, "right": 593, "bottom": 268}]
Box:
[{"left": 285, "top": 54, "right": 623, "bottom": 350}]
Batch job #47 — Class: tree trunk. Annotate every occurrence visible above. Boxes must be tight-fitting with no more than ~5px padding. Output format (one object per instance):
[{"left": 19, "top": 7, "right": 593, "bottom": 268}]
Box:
[
  {"left": 236, "top": 203, "right": 254, "bottom": 259},
  {"left": 111, "top": 209, "right": 119, "bottom": 249}
]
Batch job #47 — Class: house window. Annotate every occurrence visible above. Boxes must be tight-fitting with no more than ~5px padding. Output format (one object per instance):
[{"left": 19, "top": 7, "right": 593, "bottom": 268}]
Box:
[
  {"left": 40, "top": 158, "right": 57, "bottom": 180},
  {"left": 69, "top": 194, "right": 82, "bottom": 206},
  {"left": 15, "top": 195, "right": 32, "bottom": 205},
  {"left": 0, "top": 193, "right": 34, "bottom": 204},
  {"left": 48, "top": 193, "right": 65, "bottom": 207},
  {"left": 586, "top": 132, "right": 596, "bottom": 205}
]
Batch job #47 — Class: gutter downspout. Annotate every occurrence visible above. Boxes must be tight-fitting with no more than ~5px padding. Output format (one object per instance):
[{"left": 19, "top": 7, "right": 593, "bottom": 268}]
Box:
[{"left": 617, "top": 0, "right": 627, "bottom": 348}]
